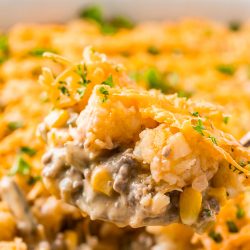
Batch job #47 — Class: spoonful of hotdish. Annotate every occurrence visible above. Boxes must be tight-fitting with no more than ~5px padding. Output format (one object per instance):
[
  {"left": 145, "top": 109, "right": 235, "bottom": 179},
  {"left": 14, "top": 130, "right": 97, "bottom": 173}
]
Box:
[{"left": 38, "top": 48, "right": 250, "bottom": 231}]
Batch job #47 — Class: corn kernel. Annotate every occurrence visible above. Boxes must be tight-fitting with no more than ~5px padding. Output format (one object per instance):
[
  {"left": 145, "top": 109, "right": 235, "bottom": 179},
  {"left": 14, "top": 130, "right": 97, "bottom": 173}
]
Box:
[
  {"left": 45, "top": 109, "right": 69, "bottom": 128},
  {"left": 179, "top": 187, "right": 202, "bottom": 225},
  {"left": 207, "top": 187, "right": 227, "bottom": 205},
  {"left": 91, "top": 167, "right": 113, "bottom": 196}
]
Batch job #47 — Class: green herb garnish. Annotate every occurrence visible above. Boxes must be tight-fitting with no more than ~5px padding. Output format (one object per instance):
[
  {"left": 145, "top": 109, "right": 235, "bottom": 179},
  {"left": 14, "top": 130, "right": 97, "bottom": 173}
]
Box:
[
  {"left": 145, "top": 68, "right": 169, "bottom": 93},
  {"left": 236, "top": 205, "right": 245, "bottom": 219},
  {"left": 226, "top": 220, "right": 239, "bottom": 233},
  {"left": 29, "top": 48, "right": 56, "bottom": 57},
  {"left": 27, "top": 175, "right": 41, "bottom": 185},
  {"left": 9, "top": 156, "right": 31, "bottom": 175},
  {"left": 77, "top": 88, "right": 85, "bottom": 98},
  {"left": 204, "top": 208, "right": 212, "bottom": 217},
  {"left": 208, "top": 135, "right": 218, "bottom": 145},
  {"left": 147, "top": 46, "right": 160, "bottom": 55},
  {"left": 8, "top": 121, "right": 23, "bottom": 131},
  {"left": 20, "top": 146, "right": 37, "bottom": 156},
  {"left": 216, "top": 65, "right": 235, "bottom": 75},
  {"left": 229, "top": 21, "right": 241, "bottom": 32},
  {"left": 99, "top": 86, "right": 109, "bottom": 102},
  {"left": 101, "top": 75, "right": 114, "bottom": 87},
  {"left": 192, "top": 111, "right": 199, "bottom": 117},
  {"left": 208, "top": 231, "right": 223, "bottom": 243},
  {"left": 110, "top": 16, "right": 134, "bottom": 30},
  {"left": 193, "top": 119, "right": 205, "bottom": 136},
  {"left": 223, "top": 116, "right": 230, "bottom": 124},
  {"left": 0, "top": 35, "right": 8, "bottom": 52},
  {"left": 75, "top": 64, "right": 91, "bottom": 86},
  {"left": 239, "top": 161, "right": 246, "bottom": 167},
  {"left": 0, "top": 35, "right": 9, "bottom": 64},
  {"left": 177, "top": 90, "right": 192, "bottom": 99},
  {"left": 58, "top": 86, "right": 70, "bottom": 96},
  {"left": 79, "top": 6, "right": 134, "bottom": 35},
  {"left": 79, "top": 5, "right": 103, "bottom": 23}
]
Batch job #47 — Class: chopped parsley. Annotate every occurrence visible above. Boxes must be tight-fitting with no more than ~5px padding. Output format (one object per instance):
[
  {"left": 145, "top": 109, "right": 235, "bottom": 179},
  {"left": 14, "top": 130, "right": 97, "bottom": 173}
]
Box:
[
  {"left": 9, "top": 156, "right": 31, "bottom": 176},
  {"left": 100, "top": 23, "right": 117, "bottom": 34},
  {"left": 239, "top": 161, "right": 246, "bottom": 167},
  {"left": 29, "top": 48, "right": 56, "bottom": 57},
  {"left": 145, "top": 68, "right": 169, "bottom": 93},
  {"left": 20, "top": 146, "right": 37, "bottom": 156},
  {"left": 204, "top": 208, "right": 212, "bottom": 217},
  {"left": 27, "top": 175, "right": 41, "bottom": 185},
  {"left": 216, "top": 65, "right": 235, "bottom": 75},
  {"left": 208, "top": 230, "right": 223, "bottom": 243},
  {"left": 7, "top": 121, "right": 23, "bottom": 131},
  {"left": 193, "top": 119, "right": 205, "bottom": 136},
  {"left": 226, "top": 220, "right": 239, "bottom": 233},
  {"left": 208, "top": 135, "right": 218, "bottom": 145},
  {"left": 101, "top": 75, "right": 114, "bottom": 87},
  {"left": 79, "top": 6, "right": 134, "bottom": 34},
  {"left": 229, "top": 21, "right": 241, "bottom": 32},
  {"left": 236, "top": 205, "right": 245, "bottom": 219},
  {"left": 191, "top": 111, "right": 199, "bottom": 117},
  {"left": 77, "top": 88, "right": 85, "bottom": 99},
  {"left": 99, "top": 86, "right": 109, "bottom": 103},
  {"left": 147, "top": 46, "right": 160, "bottom": 55},
  {"left": 79, "top": 5, "right": 103, "bottom": 23},
  {"left": 75, "top": 64, "right": 91, "bottom": 86},
  {"left": 58, "top": 85, "right": 70, "bottom": 96},
  {"left": 0, "top": 35, "right": 9, "bottom": 64},
  {"left": 223, "top": 116, "right": 230, "bottom": 124},
  {"left": 0, "top": 35, "right": 8, "bottom": 52},
  {"left": 177, "top": 90, "right": 192, "bottom": 99},
  {"left": 110, "top": 16, "right": 134, "bottom": 30}
]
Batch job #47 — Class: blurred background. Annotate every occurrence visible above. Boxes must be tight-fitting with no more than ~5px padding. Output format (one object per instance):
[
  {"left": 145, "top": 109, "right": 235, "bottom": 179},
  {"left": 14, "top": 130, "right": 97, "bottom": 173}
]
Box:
[{"left": 1, "top": 0, "right": 250, "bottom": 28}]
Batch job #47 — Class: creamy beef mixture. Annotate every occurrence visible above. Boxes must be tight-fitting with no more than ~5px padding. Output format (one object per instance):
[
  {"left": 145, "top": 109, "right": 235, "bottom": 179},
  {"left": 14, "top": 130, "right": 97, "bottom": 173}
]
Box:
[
  {"left": 42, "top": 142, "right": 219, "bottom": 230},
  {"left": 39, "top": 48, "right": 249, "bottom": 231}
]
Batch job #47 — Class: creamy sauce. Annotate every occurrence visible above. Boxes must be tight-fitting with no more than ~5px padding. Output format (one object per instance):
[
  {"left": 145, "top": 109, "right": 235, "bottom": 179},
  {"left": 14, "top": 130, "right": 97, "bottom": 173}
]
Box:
[{"left": 42, "top": 143, "right": 219, "bottom": 229}]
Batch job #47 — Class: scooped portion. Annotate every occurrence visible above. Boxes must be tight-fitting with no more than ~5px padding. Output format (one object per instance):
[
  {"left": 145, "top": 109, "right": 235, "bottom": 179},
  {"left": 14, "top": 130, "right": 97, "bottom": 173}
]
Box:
[{"left": 39, "top": 48, "right": 250, "bottom": 230}]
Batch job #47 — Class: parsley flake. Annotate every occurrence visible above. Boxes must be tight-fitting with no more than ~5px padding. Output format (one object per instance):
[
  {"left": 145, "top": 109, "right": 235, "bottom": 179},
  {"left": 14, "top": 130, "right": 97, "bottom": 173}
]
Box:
[
  {"left": 99, "top": 86, "right": 109, "bottom": 103},
  {"left": 208, "top": 231, "right": 223, "bottom": 243},
  {"left": 0, "top": 35, "right": 9, "bottom": 64},
  {"left": 77, "top": 88, "right": 85, "bottom": 98},
  {"left": 0, "top": 35, "right": 8, "bottom": 52},
  {"left": 27, "top": 175, "right": 41, "bottom": 185},
  {"left": 192, "top": 111, "right": 199, "bottom": 117},
  {"left": 226, "top": 220, "right": 239, "bottom": 233},
  {"left": 208, "top": 135, "right": 218, "bottom": 145},
  {"left": 204, "top": 208, "right": 212, "bottom": 217},
  {"left": 147, "top": 46, "right": 160, "bottom": 55},
  {"left": 29, "top": 48, "right": 56, "bottom": 57},
  {"left": 177, "top": 90, "right": 192, "bottom": 99},
  {"left": 110, "top": 16, "right": 134, "bottom": 30},
  {"left": 8, "top": 121, "right": 23, "bottom": 131},
  {"left": 58, "top": 86, "right": 70, "bottom": 96},
  {"left": 223, "top": 116, "right": 230, "bottom": 124},
  {"left": 9, "top": 156, "right": 31, "bottom": 176},
  {"left": 79, "top": 5, "right": 103, "bottom": 23},
  {"left": 193, "top": 119, "right": 205, "bottom": 136},
  {"left": 20, "top": 146, "right": 37, "bottom": 156},
  {"left": 229, "top": 21, "right": 241, "bottom": 32},
  {"left": 75, "top": 64, "right": 91, "bottom": 86},
  {"left": 145, "top": 68, "right": 169, "bottom": 93},
  {"left": 101, "top": 75, "right": 114, "bottom": 87},
  {"left": 216, "top": 65, "right": 235, "bottom": 75},
  {"left": 236, "top": 205, "right": 245, "bottom": 219},
  {"left": 79, "top": 6, "right": 134, "bottom": 35}
]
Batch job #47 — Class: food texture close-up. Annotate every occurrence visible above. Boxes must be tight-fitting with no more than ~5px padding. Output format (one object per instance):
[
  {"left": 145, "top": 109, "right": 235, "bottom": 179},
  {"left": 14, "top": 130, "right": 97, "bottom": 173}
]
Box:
[{"left": 0, "top": 2, "right": 250, "bottom": 250}]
